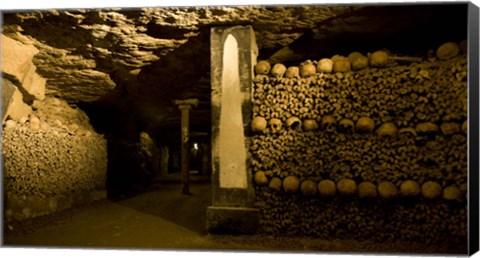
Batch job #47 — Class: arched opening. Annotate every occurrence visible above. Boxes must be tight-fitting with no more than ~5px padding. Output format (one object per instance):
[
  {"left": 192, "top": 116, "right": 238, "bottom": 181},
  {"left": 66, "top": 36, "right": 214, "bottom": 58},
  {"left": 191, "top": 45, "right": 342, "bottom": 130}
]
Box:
[{"left": 219, "top": 34, "right": 248, "bottom": 189}]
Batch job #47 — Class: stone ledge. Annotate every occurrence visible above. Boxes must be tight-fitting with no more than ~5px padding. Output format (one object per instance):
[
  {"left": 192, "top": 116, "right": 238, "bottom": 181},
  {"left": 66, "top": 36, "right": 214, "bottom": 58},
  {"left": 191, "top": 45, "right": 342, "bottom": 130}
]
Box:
[{"left": 207, "top": 206, "right": 259, "bottom": 234}]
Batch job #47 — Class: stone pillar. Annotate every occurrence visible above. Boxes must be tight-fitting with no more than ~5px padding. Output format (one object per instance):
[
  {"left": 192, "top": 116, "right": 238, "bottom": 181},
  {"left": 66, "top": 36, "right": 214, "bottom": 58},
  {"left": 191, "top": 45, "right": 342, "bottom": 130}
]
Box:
[
  {"left": 207, "top": 25, "right": 258, "bottom": 234},
  {"left": 175, "top": 99, "right": 199, "bottom": 195}
]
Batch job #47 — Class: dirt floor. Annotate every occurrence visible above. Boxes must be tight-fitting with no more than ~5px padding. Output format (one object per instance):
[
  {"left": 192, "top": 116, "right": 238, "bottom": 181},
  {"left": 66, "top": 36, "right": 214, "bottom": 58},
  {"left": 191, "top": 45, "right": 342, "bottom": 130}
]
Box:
[{"left": 2, "top": 179, "right": 468, "bottom": 255}]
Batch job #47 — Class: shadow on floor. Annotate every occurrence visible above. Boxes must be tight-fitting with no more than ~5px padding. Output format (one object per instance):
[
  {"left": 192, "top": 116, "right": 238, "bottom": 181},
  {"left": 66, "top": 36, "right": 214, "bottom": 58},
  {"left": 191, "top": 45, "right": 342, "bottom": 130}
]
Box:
[
  {"left": 3, "top": 180, "right": 214, "bottom": 250},
  {"left": 112, "top": 180, "right": 212, "bottom": 235}
]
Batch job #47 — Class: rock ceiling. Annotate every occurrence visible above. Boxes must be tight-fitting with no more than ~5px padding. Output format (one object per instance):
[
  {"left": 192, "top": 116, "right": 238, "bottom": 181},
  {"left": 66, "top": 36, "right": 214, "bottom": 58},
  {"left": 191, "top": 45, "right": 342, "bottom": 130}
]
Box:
[{"left": 1, "top": 4, "right": 468, "bottom": 139}]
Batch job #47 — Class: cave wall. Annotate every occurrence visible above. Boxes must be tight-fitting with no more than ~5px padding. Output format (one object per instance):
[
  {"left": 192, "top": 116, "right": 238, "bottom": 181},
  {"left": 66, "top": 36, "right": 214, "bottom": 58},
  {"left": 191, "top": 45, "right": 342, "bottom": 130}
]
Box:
[
  {"left": 249, "top": 45, "right": 467, "bottom": 246},
  {"left": 1, "top": 35, "right": 107, "bottom": 222}
]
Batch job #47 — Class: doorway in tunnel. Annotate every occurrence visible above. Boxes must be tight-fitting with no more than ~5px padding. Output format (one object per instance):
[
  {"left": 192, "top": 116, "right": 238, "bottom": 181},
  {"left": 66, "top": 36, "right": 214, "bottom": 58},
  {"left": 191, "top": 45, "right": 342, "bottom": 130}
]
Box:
[{"left": 78, "top": 95, "right": 214, "bottom": 234}]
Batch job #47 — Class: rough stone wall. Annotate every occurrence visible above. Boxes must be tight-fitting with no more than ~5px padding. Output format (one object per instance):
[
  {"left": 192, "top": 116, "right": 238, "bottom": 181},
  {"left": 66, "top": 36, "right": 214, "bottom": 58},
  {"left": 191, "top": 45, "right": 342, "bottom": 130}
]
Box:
[
  {"left": 2, "top": 97, "right": 107, "bottom": 221},
  {"left": 250, "top": 45, "right": 467, "bottom": 246},
  {"left": 1, "top": 34, "right": 45, "bottom": 123}
]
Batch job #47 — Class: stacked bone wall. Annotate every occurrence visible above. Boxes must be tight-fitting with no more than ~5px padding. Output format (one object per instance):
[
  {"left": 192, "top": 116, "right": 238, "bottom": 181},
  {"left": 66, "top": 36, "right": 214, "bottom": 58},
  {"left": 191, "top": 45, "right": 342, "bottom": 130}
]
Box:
[
  {"left": 250, "top": 44, "right": 467, "bottom": 246},
  {"left": 2, "top": 97, "right": 107, "bottom": 221}
]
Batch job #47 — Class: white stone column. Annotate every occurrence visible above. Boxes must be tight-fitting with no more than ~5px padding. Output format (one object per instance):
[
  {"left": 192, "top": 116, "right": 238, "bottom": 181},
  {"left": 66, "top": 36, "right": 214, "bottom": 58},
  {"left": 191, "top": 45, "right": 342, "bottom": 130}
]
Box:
[{"left": 207, "top": 25, "right": 258, "bottom": 234}]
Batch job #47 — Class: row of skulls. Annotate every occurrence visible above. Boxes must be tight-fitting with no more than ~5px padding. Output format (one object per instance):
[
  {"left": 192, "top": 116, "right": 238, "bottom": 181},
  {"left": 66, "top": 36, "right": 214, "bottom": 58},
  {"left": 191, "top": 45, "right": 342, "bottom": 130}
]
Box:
[
  {"left": 254, "top": 42, "right": 463, "bottom": 78},
  {"left": 254, "top": 172, "right": 465, "bottom": 202},
  {"left": 251, "top": 115, "right": 467, "bottom": 137}
]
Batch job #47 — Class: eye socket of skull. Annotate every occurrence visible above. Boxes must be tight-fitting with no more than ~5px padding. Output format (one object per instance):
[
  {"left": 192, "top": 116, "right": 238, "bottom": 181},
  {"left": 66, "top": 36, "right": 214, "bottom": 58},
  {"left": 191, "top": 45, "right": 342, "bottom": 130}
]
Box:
[
  {"left": 321, "top": 115, "right": 336, "bottom": 131},
  {"left": 269, "top": 118, "right": 283, "bottom": 132},
  {"left": 286, "top": 117, "right": 301, "bottom": 130},
  {"left": 290, "top": 121, "right": 300, "bottom": 129}
]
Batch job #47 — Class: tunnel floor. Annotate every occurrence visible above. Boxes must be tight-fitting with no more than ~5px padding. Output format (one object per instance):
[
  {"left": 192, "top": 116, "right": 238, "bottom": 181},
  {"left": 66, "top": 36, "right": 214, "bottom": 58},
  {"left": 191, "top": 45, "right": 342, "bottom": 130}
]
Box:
[{"left": 3, "top": 180, "right": 466, "bottom": 254}]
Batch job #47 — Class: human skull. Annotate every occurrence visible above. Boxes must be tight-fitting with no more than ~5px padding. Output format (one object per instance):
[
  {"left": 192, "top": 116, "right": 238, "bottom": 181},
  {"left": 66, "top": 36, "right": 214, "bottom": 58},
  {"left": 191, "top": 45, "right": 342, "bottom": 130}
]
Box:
[
  {"left": 317, "top": 58, "right": 333, "bottom": 73},
  {"left": 376, "top": 122, "right": 398, "bottom": 137},
  {"left": 332, "top": 57, "right": 351, "bottom": 73},
  {"left": 378, "top": 181, "right": 399, "bottom": 200},
  {"left": 436, "top": 42, "right": 459, "bottom": 60},
  {"left": 285, "top": 116, "right": 301, "bottom": 130},
  {"left": 415, "top": 122, "right": 439, "bottom": 136},
  {"left": 356, "top": 117, "right": 375, "bottom": 133},
  {"left": 369, "top": 50, "right": 390, "bottom": 68},
  {"left": 251, "top": 116, "right": 267, "bottom": 133},
  {"left": 321, "top": 115, "right": 336, "bottom": 132},
  {"left": 285, "top": 66, "right": 300, "bottom": 78},
  {"left": 357, "top": 182, "right": 377, "bottom": 199},
  {"left": 254, "top": 74, "right": 268, "bottom": 83},
  {"left": 302, "top": 119, "right": 319, "bottom": 131},
  {"left": 254, "top": 171, "right": 269, "bottom": 186},
  {"left": 421, "top": 181, "right": 442, "bottom": 200},
  {"left": 268, "top": 177, "right": 282, "bottom": 191},
  {"left": 443, "top": 185, "right": 461, "bottom": 201},
  {"left": 318, "top": 179, "right": 336, "bottom": 198},
  {"left": 337, "top": 179, "right": 357, "bottom": 196},
  {"left": 4, "top": 119, "right": 17, "bottom": 129},
  {"left": 268, "top": 118, "right": 283, "bottom": 133},
  {"left": 255, "top": 60, "right": 271, "bottom": 75},
  {"left": 282, "top": 175, "right": 300, "bottom": 194},
  {"left": 271, "top": 63, "right": 287, "bottom": 78},
  {"left": 348, "top": 52, "right": 369, "bottom": 71},
  {"left": 400, "top": 180, "right": 420, "bottom": 197},
  {"left": 440, "top": 122, "right": 461, "bottom": 136},
  {"left": 338, "top": 118, "right": 355, "bottom": 133},
  {"left": 300, "top": 180, "right": 317, "bottom": 196},
  {"left": 299, "top": 60, "right": 317, "bottom": 78}
]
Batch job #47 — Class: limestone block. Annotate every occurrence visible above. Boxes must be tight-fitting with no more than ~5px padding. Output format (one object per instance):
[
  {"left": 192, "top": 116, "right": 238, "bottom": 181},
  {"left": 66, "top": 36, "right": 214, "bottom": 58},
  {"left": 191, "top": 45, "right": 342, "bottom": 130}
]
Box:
[
  {"left": 1, "top": 34, "right": 38, "bottom": 80},
  {"left": 21, "top": 63, "right": 46, "bottom": 101},
  {"left": 1, "top": 35, "right": 45, "bottom": 101},
  {"left": 2, "top": 84, "right": 32, "bottom": 123}
]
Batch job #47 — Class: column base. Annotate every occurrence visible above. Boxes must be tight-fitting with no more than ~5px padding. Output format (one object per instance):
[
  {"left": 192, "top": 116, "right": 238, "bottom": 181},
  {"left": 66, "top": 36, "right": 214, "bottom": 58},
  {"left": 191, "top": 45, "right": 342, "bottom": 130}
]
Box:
[{"left": 206, "top": 206, "right": 259, "bottom": 234}]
